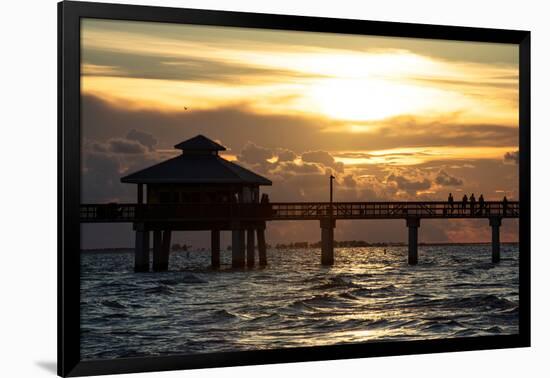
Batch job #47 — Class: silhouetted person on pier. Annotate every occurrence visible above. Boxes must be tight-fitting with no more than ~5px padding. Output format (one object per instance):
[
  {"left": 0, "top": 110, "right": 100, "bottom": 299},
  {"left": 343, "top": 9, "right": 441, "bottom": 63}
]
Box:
[
  {"left": 503, "top": 195, "right": 508, "bottom": 216},
  {"left": 447, "top": 193, "right": 454, "bottom": 214},
  {"left": 479, "top": 194, "right": 485, "bottom": 215},
  {"left": 462, "top": 194, "right": 468, "bottom": 213},
  {"left": 469, "top": 193, "right": 476, "bottom": 215}
]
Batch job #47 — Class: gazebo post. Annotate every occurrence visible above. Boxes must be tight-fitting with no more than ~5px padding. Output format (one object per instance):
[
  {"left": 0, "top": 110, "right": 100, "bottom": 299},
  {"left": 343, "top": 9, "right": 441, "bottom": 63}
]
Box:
[
  {"left": 257, "top": 224, "right": 267, "bottom": 266},
  {"left": 134, "top": 223, "right": 150, "bottom": 272},
  {"left": 160, "top": 229, "right": 171, "bottom": 270},
  {"left": 246, "top": 228, "right": 255, "bottom": 267},
  {"left": 232, "top": 222, "right": 245, "bottom": 268},
  {"left": 211, "top": 229, "right": 220, "bottom": 268}
]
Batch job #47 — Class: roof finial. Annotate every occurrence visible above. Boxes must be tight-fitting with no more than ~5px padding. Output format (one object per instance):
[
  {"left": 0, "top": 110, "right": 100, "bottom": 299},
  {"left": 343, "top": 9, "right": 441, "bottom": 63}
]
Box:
[{"left": 174, "top": 135, "right": 226, "bottom": 154}]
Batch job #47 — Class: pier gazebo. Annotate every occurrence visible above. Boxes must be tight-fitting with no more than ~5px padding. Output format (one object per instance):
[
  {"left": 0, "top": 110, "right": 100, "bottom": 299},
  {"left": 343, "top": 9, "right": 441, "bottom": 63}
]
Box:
[{"left": 121, "top": 135, "right": 272, "bottom": 272}]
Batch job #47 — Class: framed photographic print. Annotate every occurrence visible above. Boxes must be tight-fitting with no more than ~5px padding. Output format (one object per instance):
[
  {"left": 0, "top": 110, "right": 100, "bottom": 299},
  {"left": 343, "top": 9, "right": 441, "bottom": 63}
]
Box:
[{"left": 58, "top": 1, "right": 530, "bottom": 376}]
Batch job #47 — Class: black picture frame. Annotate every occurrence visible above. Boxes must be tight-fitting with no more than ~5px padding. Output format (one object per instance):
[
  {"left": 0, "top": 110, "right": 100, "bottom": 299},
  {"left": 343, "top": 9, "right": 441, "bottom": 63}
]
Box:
[{"left": 58, "top": 1, "right": 531, "bottom": 376}]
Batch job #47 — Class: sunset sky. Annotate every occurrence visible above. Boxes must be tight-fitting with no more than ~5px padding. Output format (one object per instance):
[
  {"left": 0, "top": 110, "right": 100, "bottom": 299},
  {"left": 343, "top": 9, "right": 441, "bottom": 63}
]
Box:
[{"left": 80, "top": 19, "right": 519, "bottom": 248}]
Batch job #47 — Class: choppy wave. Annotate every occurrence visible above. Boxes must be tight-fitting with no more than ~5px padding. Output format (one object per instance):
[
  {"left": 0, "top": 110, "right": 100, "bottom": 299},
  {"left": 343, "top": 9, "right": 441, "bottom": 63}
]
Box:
[{"left": 81, "top": 244, "right": 519, "bottom": 360}]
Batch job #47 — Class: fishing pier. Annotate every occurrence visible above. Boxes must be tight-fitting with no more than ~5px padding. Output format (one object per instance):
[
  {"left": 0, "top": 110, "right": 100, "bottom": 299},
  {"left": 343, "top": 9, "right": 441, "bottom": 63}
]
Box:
[
  {"left": 81, "top": 200, "right": 519, "bottom": 271},
  {"left": 80, "top": 135, "right": 519, "bottom": 271}
]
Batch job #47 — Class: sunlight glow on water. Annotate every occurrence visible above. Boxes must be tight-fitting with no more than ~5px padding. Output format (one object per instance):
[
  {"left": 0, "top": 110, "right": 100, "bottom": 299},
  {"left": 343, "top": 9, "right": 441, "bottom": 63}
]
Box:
[{"left": 80, "top": 245, "right": 518, "bottom": 360}]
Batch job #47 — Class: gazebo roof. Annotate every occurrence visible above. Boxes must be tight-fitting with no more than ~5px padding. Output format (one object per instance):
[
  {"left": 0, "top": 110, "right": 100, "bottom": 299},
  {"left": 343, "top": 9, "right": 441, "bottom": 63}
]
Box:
[
  {"left": 121, "top": 135, "right": 271, "bottom": 186},
  {"left": 174, "top": 134, "right": 226, "bottom": 151}
]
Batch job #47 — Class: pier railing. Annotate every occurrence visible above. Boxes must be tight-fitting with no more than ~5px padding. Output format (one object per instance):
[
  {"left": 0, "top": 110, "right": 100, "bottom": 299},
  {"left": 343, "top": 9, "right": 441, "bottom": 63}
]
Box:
[{"left": 80, "top": 201, "right": 519, "bottom": 223}]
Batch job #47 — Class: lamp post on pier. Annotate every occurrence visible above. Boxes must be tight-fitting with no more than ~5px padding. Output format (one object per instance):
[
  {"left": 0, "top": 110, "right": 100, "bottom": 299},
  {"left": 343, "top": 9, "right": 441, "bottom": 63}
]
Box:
[
  {"left": 321, "top": 174, "right": 336, "bottom": 265},
  {"left": 329, "top": 174, "right": 335, "bottom": 216}
]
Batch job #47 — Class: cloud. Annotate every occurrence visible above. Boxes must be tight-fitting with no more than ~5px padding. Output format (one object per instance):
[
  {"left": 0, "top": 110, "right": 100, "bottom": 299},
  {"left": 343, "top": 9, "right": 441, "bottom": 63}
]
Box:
[
  {"left": 435, "top": 170, "right": 464, "bottom": 186},
  {"left": 82, "top": 48, "right": 326, "bottom": 85},
  {"left": 107, "top": 138, "right": 148, "bottom": 154},
  {"left": 276, "top": 148, "right": 297, "bottom": 162},
  {"left": 301, "top": 150, "right": 344, "bottom": 172},
  {"left": 79, "top": 96, "right": 519, "bottom": 246},
  {"left": 301, "top": 150, "right": 334, "bottom": 166},
  {"left": 342, "top": 174, "right": 357, "bottom": 188},
  {"left": 271, "top": 161, "right": 324, "bottom": 176},
  {"left": 127, "top": 129, "right": 157, "bottom": 151},
  {"left": 82, "top": 94, "right": 518, "bottom": 155},
  {"left": 504, "top": 150, "right": 519, "bottom": 164},
  {"left": 88, "top": 137, "right": 148, "bottom": 155},
  {"left": 82, "top": 152, "right": 126, "bottom": 202},
  {"left": 85, "top": 129, "right": 159, "bottom": 157},
  {"left": 386, "top": 173, "right": 432, "bottom": 194},
  {"left": 238, "top": 142, "right": 274, "bottom": 165}
]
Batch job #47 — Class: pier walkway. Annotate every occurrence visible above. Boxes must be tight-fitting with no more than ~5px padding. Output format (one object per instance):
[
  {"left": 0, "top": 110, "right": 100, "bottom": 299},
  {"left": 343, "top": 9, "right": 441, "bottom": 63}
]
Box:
[{"left": 79, "top": 201, "right": 519, "bottom": 270}]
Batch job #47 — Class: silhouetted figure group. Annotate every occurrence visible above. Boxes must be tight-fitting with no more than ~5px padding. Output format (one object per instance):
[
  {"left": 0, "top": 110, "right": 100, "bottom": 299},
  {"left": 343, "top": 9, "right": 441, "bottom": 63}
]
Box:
[{"left": 447, "top": 192, "right": 508, "bottom": 215}]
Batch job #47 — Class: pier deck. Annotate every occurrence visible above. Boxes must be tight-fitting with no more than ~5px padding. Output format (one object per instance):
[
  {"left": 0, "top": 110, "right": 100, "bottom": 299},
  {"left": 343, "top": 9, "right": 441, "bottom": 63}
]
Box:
[
  {"left": 79, "top": 201, "right": 519, "bottom": 270},
  {"left": 80, "top": 201, "right": 519, "bottom": 223}
]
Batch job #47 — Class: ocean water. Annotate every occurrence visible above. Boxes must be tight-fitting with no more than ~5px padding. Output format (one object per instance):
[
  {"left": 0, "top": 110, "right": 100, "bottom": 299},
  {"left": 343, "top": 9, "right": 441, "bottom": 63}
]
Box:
[{"left": 80, "top": 245, "right": 519, "bottom": 360}]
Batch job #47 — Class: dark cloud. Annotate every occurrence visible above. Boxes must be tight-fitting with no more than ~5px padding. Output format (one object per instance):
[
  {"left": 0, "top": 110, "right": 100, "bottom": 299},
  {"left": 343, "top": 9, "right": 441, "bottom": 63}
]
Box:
[
  {"left": 276, "top": 148, "right": 297, "bottom": 162},
  {"left": 271, "top": 161, "right": 324, "bottom": 176},
  {"left": 335, "top": 152, "right": 374, "bottom": 159},
  {"left": 301, "top": 150, "right": 335, "bottom": 166},
  {"left": 82, "top": 134, "right": 165, "bottom": 203},
  {"left": 82, "top": 48, "right": 325, "bottom": 85},
  {"left": 127, "top": 129, "right": 157, "bottom": 151},
  {"left": 410, "top": 76, "right": 518, "bottom": 90},
  {"left": 238, "top": 142, "right": 274, "bottom": 165},
  {"left": 386, "top": 173, "right": 432, "bottom": 194},
  {"left": 371, "top": 115, "right": 518, "bottom": 148},
  {"left": 107, "top": 138, "right": 148, "bottom": 154},
  {"left": 435, "top": 170, "right": 464, "bottom": 186},
  {"left": 87, "top": 137, "right": 149, "bottom": 155},
  {"left": 301, "top": 150, "right": 344, "bottom": 172},
  {"left": 83, "top": 18, "right": 518, "bottom": 69},
  {"left": 82, "top": 95, "right": 519, "bottom": 155},
  {"left": 342, "top": 174, "right": 357, "bottom": 188},
  {"left": 504, "top": 150, "right": 519, "bottom": 165},
  {"left": 268, "top": 172, "right": 330, "bottom": 201},
  {"left": 82, "top": 152, "right": 126, "bottom": 203}
]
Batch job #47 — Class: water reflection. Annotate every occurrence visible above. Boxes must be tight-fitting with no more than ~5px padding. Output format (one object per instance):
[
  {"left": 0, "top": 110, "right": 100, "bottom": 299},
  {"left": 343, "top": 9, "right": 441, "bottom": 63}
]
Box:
[{"left": 80, "top": 245, "right": 519, "bottom": 359}]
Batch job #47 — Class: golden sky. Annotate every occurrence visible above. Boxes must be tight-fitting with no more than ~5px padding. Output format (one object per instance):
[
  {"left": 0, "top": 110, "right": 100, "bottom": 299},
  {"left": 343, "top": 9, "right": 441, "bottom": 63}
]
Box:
[{"left": 80, "top": 18, "right": 519, "bottom": 244}]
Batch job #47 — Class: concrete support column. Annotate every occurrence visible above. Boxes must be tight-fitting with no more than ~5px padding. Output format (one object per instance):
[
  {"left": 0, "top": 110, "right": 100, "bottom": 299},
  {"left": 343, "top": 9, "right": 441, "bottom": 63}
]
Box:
[
  {"left": 490, "top": 217, "right": 502, "bottom": 263},
  {"left": 257, "top": 227, "right": 267, "bottom": 266},
  {"left": 159, "top": 230, "right": 171, "bottom": 271},
  {"left": 320, "top": 218, "right": 335, "bottom": 265},
  {"left": 152, "top": 230, "right": 163, "bottom": 272},
  {"left": 407, "top": 218, "right": 420, "bottom": 265},
  {"left": 134, "top": 224, "right": 150, "bottom": 272},
  {"left": 211, "top": 229, "right": 221, "bottom": 268},
  {"left": 232, "top": 223, "right": 245, "bottom": 268},
  {"left": 247, "top": 229, "right": 255, "bottom": 267}
]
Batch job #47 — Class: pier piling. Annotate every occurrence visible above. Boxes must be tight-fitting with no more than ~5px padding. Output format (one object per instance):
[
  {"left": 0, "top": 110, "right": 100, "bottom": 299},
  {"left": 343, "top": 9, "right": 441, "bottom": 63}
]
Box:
[
  {"left": 490, "top": 217, "right": 502, "bottom": 263},
  {"left": 247, "top": 229, "right": 255, "bottom": 267},
  {"left": 134, "top": 224, "right": 150, "bottom": 272},
  {"left": 407, "top": 218, "right": 420, "bottom": 265},
  {"left": 152, "top": 230, "right": 163, "bottom": 271},
  {"left": 159, "top": 230, "right": 171, "bottom": 271},
  {"left": 232, "top": 224, "right": 245, "bottom": 268},
  {"left": 320, "top": 218, "right": 335, "bottom": 265},
  {"left": 257, "top": 226, "right": 267, "bottom": 266},
  {"left": 211, "top": 229, "right": 220, "bottom": 268}
]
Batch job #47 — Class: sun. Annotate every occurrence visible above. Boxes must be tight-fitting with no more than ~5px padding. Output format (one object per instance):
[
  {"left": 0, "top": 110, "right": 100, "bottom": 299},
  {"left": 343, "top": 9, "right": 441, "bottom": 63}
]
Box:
[{"left": 304, "top": 77, "right": 445, "bottom": 122}]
